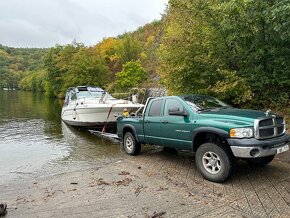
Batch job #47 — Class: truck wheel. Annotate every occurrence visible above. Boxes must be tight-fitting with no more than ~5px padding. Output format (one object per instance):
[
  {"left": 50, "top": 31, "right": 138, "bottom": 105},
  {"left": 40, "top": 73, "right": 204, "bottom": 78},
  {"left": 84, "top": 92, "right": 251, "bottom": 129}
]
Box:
[
  {"left": 246, "top": 155, "right": 275, "bottom": 167},
  {"left": 195, "top": 143, "right": 234, "bottom": 183},
  {"left": 123, "top": 132, "right": 141, "bottom": 156}
]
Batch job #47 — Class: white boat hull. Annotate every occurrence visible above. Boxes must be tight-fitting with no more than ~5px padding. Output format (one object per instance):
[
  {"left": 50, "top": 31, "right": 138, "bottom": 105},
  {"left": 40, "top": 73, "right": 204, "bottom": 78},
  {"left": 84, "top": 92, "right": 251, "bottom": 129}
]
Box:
[{"left": 61, "top": 103, "right": 142, "bottom": 130}]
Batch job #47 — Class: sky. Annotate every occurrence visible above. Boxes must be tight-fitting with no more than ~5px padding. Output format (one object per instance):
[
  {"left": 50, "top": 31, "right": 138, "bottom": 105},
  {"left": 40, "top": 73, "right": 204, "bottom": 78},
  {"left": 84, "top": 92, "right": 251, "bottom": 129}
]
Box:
[{"left": 0, "top": 0, "right": 168, "bottom": 48}]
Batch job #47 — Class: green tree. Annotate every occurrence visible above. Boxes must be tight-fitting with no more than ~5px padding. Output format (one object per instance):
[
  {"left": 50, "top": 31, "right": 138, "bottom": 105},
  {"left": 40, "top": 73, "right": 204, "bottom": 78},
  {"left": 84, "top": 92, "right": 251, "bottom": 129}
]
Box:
[
  {"left": 159, "top": 0, "right": 290, "bottom": 107},
  {"left": 19, "top": 70, "right": 46, "bottom": 92},
  {"left": 0, "top": 44, "right": 47, "bottom": 89},
  {"left": 43, "top": 43, "right": 110, "bottom": 98},
  {"left": 117, "top": 34, "right": 142, "bottom": 64},
  {"left": 61, "top": 47, "right": 110, "bottom": 94},
  {"left": 115, "top": 60, "right": 148, "bottom": 91},
  {"left": 44, "top": 43, "right": 83, "bottom": 97},
  {"left": 95, "top": 37, "right": 122, "bottom": 75}
]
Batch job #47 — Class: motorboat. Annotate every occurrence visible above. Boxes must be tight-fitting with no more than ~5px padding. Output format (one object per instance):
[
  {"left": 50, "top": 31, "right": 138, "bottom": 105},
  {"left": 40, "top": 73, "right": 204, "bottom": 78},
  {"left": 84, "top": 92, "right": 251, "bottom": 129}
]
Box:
[{"left": 61, "top": 86, "right": 144, "bottom": 131}]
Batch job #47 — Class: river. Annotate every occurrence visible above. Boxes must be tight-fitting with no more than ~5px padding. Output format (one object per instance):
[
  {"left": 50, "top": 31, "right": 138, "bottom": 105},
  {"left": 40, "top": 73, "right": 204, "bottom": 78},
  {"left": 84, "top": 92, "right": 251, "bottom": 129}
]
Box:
[{"left": 0, "top": 90, "right": 122, "bottom": 185}]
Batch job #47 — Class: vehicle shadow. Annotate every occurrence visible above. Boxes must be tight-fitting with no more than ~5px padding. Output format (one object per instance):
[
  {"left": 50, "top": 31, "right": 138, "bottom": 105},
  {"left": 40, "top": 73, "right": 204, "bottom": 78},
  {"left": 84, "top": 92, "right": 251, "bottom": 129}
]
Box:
[{"left": 139, "top": 147, "right": 290, "bottom": 187}]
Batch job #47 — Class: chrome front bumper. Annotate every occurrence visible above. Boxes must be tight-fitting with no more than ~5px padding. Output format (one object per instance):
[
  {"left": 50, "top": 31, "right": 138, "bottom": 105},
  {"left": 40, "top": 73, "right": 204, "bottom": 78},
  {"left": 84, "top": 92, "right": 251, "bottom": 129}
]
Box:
[
  {"left": 228, "top": 134, "right": 290, "bottom": 158},
  {"left": 230, "top": 142, "right": 289, "bottom": 158}
]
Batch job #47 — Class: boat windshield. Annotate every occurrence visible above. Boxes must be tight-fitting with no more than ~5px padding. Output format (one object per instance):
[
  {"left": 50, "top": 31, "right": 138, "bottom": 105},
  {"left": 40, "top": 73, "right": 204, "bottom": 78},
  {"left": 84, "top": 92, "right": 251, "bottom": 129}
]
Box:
[
  {"left": 76, "top": 91, "right": 93, "bottom": 99},
  {"left": 183, "top": 95, "right": 229, "bottom": 111},
  {"left": 71, "top": 91, "right": 98, "bottom": 100},
  {"left": 90, "top": 91, "right": 105, "bottom": 98},
  {"left": 71, "top": 90, "right": 114, "bottom": 100}
]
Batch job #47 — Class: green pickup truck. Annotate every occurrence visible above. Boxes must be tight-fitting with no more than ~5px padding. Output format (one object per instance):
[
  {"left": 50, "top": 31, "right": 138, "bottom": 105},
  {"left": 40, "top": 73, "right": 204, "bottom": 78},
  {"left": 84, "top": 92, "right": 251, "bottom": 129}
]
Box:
[{"left": 117, "top": 95, "right": 289, "bottom": 182}]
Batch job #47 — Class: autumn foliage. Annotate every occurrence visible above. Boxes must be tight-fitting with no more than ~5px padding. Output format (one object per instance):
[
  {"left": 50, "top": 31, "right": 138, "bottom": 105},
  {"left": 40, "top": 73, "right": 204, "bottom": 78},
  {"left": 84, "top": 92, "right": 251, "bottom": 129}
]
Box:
[{"left": 0, "top": 0, "right": 289, "bottom": 109}]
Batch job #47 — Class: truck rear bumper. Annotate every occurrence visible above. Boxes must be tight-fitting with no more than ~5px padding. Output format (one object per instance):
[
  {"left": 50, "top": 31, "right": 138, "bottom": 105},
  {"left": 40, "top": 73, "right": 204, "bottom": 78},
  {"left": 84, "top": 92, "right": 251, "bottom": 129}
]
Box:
[{"left": 227, "top": 134, "right": 290, "bottom": 158}]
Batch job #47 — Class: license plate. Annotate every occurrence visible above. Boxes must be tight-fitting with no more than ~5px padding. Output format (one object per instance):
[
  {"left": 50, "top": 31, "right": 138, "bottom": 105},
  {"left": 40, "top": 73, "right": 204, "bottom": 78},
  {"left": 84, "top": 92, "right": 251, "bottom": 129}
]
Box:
[{"left": 277, "top": 144, "right": 289, "bottom": 154}]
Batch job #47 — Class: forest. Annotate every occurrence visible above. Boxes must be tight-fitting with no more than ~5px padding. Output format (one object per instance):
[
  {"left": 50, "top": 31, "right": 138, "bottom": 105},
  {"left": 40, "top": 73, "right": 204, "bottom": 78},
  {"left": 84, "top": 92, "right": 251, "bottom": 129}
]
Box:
[
  {"left": 0, "top": 44, "right": 47, "bottom": 90},
  {"left": 0, "top": 0, "right": 289, "bottom": 110}
]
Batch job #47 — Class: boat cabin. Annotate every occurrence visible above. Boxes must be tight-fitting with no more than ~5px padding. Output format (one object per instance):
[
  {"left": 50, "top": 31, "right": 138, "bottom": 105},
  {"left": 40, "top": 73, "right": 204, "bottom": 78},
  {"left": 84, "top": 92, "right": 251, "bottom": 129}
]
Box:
[{"left": 64, "top": 86, "right": 109, "bottom": 105}]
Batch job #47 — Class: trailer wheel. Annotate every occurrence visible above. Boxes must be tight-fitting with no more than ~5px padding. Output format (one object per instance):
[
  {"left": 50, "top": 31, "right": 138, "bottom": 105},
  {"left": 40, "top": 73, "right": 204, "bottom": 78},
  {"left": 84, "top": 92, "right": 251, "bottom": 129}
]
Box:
[
  {"left": 123, "top": 132, "right": 141, "bottom": 155},
  {"left": 195, "top": 142, "right": 234, "bottom": 183}
]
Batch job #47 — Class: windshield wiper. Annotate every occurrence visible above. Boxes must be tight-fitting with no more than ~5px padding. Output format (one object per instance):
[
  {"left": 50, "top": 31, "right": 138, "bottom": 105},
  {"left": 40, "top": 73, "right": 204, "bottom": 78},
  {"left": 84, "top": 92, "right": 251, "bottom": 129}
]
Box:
[
  {"left": 198, "top": 107, "right": 230, "bottom": 112},
  {"left": 197, "top": 108, "right": 212, "bottom": 112}
]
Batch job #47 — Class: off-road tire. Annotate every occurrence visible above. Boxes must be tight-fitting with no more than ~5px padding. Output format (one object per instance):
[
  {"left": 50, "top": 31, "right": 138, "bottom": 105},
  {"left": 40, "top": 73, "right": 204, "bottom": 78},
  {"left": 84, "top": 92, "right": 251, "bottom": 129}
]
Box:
[
  {"left": 246, "top": 155, "right": 275, "bottom": 167},
  {"left": 195, "top": 142, "right": 235, "bottom": 183},
  {"left": 123, "top": 132, "right": 141, "bottom": 155}
]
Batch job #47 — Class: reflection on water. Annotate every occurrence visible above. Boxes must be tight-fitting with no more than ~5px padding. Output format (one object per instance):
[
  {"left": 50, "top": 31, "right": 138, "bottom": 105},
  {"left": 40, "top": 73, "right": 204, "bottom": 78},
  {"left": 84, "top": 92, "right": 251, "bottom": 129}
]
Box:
[{"left": 0, "top": 91, "right": 122, "bottom": 185}]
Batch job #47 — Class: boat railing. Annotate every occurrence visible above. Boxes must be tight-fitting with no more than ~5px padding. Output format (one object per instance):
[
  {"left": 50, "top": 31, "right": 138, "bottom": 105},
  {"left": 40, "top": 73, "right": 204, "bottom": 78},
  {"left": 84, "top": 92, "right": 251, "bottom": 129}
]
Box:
[{"left": 111, "top": 88, "right": 147, "bottom": 104}]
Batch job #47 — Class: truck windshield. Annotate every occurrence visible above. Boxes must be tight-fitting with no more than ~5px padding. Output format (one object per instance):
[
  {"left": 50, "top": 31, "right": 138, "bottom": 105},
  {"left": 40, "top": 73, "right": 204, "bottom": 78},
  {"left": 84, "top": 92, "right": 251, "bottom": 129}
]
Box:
[{"left": 183, "top": 95, "right": 229, "bottom": 111}]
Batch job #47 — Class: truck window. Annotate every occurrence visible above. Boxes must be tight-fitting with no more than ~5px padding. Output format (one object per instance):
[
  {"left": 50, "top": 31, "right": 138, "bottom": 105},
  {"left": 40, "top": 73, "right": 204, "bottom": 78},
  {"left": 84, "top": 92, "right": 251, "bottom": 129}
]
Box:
[
  {"left": 148, "top": 99, "right": 163, "bottom": 116},
  {"left": 164, "top": 99, "right": 185, "bottom": 115}
]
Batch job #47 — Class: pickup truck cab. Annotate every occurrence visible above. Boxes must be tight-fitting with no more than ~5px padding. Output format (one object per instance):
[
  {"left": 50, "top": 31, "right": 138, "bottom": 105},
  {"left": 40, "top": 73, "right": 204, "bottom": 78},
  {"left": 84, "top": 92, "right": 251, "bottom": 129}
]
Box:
[{"left": 117, "top": 95, "right": 289, "bottom": 182}]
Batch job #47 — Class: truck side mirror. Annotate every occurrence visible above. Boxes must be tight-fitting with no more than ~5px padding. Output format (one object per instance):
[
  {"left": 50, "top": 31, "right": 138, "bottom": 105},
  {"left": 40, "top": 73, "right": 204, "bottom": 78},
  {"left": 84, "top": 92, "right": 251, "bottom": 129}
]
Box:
[{"left": 168, "top": 108, "right": 188, "bottom": 116}]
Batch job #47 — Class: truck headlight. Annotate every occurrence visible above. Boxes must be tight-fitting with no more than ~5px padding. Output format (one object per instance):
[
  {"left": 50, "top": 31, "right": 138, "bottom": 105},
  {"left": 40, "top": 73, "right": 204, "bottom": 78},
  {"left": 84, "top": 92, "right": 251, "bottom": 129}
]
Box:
[{"left": 230, "top": 128, "right": 253, "bottom": 138}]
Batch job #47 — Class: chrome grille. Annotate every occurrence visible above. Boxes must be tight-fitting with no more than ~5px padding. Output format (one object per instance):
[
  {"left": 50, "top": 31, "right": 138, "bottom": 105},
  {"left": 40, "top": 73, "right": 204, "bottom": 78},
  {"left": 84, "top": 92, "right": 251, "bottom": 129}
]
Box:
[
  {"left": 255, "top": 116, "right": 286, "bottom": 139},
  {"left": 259, "top": 128, "right": 274, "bottom": 137},
  {"left": 276, "top": 117, "right": 284, "bottom": 125},
  {"left": 259, "top": 119, "right": 273, "bottom": 127},
  {"left": 277, "top": 126, "right": 284, "bottom": 134}
]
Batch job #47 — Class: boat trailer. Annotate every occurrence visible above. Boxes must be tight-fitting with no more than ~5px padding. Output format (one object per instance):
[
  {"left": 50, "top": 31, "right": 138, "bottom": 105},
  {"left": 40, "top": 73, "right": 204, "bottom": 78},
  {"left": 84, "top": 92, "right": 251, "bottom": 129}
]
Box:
[{"left": 89, "top": 130, "right": 120, "bottom": 143}]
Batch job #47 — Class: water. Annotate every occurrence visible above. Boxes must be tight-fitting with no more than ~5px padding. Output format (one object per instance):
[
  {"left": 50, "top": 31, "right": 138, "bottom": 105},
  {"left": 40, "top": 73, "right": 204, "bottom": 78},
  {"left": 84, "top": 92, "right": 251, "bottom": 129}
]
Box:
[{"left": 0, "top": 91, "right": 122, "bottom": 185}]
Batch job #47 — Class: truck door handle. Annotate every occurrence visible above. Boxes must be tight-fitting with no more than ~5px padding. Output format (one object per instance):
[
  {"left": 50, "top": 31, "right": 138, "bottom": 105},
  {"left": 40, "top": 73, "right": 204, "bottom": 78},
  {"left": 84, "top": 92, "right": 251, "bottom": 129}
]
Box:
[
  {"left": 145, "top": 120, "right": 151, "bottom": 123},
  {"left": 161, "top": 120, "right": 168, "bottom": 124}
]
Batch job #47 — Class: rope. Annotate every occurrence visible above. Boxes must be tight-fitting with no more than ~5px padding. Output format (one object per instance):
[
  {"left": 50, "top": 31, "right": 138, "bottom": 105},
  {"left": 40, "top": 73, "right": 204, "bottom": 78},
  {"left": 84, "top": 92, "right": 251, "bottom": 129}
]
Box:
[{"left": 102, "top": 104, "right": 115, "bottom": 133}]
